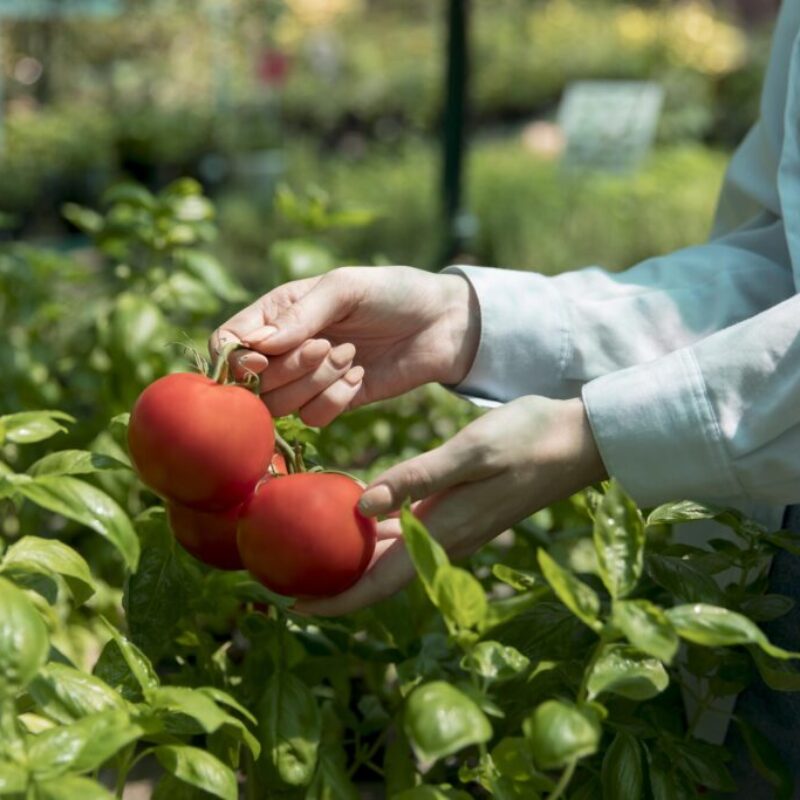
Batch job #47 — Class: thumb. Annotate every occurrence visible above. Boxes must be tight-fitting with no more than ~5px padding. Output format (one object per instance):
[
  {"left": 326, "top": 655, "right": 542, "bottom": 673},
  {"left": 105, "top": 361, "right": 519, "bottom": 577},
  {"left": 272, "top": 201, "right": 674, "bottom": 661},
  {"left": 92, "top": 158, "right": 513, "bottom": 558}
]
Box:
[
  {"left": 242, "top": 272, "right": 354, "bottom": 354},
  {"left": 358, "top": 441, "right": 475, "bottom": 517}
]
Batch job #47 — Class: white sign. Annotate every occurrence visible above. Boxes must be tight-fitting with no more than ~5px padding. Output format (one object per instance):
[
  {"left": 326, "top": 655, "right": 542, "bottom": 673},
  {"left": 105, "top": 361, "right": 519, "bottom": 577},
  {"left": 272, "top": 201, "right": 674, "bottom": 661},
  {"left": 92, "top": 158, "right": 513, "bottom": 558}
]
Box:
[{"left": 558, "top": 80, "right": 664, "bottom": 172}]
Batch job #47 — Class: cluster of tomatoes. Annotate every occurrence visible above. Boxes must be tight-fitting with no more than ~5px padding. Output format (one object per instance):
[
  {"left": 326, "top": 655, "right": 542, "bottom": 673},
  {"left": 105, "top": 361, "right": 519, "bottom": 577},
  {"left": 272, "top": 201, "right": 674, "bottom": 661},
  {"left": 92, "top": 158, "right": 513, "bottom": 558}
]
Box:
[{"left": 127, "top": 372, "right": 376, "bottom": 598}]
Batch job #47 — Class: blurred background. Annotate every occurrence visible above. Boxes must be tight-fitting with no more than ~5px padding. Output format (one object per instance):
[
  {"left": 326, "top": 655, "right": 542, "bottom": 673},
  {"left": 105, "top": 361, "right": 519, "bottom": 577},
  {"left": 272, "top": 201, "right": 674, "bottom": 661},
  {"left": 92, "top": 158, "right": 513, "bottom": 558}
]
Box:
[{"left": 0, "top": 0, "right": 780, "bottom": 283}]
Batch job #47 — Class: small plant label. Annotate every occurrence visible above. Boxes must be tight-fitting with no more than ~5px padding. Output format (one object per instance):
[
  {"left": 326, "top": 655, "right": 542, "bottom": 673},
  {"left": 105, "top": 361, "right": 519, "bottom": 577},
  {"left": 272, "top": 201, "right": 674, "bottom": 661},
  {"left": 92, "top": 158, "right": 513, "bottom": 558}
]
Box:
[{"left": 558, "top": 80, "right": 664, "bottom": 172}]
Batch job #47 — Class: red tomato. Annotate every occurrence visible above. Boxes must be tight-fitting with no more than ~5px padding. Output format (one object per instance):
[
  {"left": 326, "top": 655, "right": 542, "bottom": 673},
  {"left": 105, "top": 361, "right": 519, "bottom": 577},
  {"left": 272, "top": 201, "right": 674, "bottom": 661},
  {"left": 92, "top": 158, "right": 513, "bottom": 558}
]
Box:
[
  {"left": 237, "top": 473, "right": 376, "bottom": 598},
  {"left": 128, "top": 373, "right": 274, "bottom": 511},
  {"left": 167, "top": 500, "right": 244, "bottom": 570}
]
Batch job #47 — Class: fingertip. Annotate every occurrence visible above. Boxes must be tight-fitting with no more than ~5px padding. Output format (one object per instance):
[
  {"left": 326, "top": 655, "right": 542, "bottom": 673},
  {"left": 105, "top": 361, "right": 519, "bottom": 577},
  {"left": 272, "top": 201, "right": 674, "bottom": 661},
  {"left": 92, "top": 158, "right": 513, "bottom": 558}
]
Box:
[
  {"left": 344, "top": 365, "right": 365, "bottom": 385},
  {"left": 358, "top": 483, "right": 394, "bottom": 516},
  {"left": 231, "top": 350, "right": 268, "bottom": 381}
]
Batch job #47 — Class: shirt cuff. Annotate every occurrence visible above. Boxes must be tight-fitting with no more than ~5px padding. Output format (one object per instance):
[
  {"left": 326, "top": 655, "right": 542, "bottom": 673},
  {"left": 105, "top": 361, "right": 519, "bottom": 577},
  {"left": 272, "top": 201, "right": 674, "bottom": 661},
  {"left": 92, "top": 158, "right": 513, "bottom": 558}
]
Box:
[
  {"left": 581, "top": 347, "right": 743, "bottom": 507},
  {"left": 442, "top": 265, "right": 571, "bottom": 402}
]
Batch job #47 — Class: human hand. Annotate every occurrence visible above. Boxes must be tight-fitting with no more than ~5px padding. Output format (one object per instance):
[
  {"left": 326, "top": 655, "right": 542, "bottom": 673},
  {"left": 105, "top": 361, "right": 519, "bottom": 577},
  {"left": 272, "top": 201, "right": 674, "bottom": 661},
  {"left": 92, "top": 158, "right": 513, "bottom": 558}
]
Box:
[
  {"left": 209, "top": 266, "right": 480, "bottom": 426},
  {"left": 294, "top": 396, "right": 607, "bottom": 616}
]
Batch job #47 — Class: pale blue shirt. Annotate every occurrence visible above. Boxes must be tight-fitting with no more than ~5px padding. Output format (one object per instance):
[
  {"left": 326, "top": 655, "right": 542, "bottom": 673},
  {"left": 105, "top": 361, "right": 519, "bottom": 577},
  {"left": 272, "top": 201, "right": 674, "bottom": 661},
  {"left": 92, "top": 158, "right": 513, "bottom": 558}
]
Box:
[{"left": 448, "top": 0, "right": 800, "bottom": 529}]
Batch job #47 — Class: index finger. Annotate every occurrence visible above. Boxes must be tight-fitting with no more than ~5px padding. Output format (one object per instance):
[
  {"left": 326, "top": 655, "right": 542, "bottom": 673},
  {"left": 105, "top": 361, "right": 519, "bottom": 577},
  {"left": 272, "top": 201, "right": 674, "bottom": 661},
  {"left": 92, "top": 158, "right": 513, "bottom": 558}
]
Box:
[{"left": 209, "top": 276, "right": 324, "bottom": 360}]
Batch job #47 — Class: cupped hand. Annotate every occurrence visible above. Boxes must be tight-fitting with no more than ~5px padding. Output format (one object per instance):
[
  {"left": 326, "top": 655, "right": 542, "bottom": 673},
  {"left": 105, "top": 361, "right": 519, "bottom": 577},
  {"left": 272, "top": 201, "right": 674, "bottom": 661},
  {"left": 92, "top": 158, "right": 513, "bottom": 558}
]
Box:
[
  {"left": 209, "top": 266, "right": 480, "bottom": 426},
  {"left": 294, "top": 396, "right": 607, "bottom": 617}
]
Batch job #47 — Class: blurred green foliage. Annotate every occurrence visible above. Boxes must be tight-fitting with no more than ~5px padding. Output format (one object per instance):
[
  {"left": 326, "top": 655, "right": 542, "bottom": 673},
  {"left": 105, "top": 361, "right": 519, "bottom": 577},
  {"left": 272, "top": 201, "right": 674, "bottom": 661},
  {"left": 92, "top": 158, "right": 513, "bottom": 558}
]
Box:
[
  {"left": 218, "top": 140, "right": 728, "bottom": 277},
  {"left": 0, "top": 0, "right": 768, "bottom": 226}
]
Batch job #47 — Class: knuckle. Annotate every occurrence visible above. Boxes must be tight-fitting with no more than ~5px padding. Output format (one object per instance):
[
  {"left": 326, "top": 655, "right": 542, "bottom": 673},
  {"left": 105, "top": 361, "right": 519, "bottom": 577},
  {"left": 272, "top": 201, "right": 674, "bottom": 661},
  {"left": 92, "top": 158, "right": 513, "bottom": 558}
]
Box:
[{"left": 400, "top": 463, "right": 435, "bottom": 499}]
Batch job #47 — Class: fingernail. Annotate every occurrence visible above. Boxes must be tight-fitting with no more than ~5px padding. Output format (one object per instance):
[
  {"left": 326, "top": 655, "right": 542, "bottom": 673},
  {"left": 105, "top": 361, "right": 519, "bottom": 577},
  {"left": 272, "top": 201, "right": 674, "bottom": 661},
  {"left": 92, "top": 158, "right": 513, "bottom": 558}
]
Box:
[
  {"left": 345, "top": 366, "right": 365, "bottom": 385},
  {"left": 330, "top": 343, "right": 356, "bottom": 368},
  {"left": 243, "top": 325, "right": 277, "bottom": 345},
  {"left": 359, "top": 484, "right": 392, "bottom": 515},
  {"left": 218, "top": 332, "right": 238, "bottom": 347}
]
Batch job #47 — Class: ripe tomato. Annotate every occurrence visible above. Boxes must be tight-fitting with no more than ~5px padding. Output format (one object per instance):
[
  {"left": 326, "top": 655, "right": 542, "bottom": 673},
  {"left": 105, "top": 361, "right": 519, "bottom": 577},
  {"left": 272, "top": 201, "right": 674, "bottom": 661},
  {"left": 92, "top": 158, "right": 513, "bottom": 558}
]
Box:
[
  {"left": 167, "top": 501, "right": 244, "bottom": 570},
  {"left": 237, "top": 473, "right": 376, "bottom": 598},
  {"left": 128, "top": 373, "right": 274, "bottom": 511}
]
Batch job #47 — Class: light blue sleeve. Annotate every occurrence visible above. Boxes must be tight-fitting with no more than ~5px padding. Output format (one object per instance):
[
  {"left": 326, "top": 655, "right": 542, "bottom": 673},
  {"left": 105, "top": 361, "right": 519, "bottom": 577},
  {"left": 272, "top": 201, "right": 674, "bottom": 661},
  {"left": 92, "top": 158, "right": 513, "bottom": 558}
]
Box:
[
  {"left": 446, "top": 215, "right": 792, "bottom": 403},
  {"left": 445, "top": 0, "right": 800, "bottom": 511},
  {"left": 582, "top": 291, "right": 800, "bottom": 508}
]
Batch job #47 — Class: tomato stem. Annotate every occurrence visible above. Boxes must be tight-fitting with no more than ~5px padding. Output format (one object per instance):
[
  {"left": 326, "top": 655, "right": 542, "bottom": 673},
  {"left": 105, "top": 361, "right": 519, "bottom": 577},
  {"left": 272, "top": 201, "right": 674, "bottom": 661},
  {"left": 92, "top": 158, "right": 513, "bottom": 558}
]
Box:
[
  {"left": 210, "top": 340, "right": 241, "bottom": 384},
  {"left": 274, "top": 432, "right": 301, "bottom": 472}
]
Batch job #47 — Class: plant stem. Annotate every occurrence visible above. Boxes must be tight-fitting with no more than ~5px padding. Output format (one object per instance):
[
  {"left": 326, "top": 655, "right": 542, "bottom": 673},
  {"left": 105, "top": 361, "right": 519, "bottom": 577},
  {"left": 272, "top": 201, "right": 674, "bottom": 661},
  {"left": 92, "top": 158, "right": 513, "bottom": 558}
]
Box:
[
  {"left": 274, "top": 432, "right": 298, "bottom": 471},
  {"left": 686, "top": 683, "right": 714, "bottom": 738},
  {"left": 348, "top": 726, "right": 390, "bottom": 779},
  {"left": 546, "top": 760, "right": 577, "bottom": 800},
  {"left": 210, "top": 340, "right": 241, "bottom": 384}
]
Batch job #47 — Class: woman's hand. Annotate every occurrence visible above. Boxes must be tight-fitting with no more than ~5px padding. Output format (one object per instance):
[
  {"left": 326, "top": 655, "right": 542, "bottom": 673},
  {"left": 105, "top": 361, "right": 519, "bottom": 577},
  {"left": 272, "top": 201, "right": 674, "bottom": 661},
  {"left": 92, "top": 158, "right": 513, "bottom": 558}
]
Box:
[
  {"left": 209, "top": 266, "right": 480, "bottom": 426},
  {"left": 294, "top": 396, "right": 608, "bottom": 616}
]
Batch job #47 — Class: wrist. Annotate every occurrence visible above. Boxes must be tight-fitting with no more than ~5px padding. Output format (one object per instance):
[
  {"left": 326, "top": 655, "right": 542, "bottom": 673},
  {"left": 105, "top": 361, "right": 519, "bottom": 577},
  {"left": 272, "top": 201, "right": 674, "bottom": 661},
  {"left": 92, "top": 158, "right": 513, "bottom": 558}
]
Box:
[
  {"left": 439, "top": 273, "right": 481, "bottom": 386},
  {"left": 563, "top": 398, "right": 608, "bottom": 489}
]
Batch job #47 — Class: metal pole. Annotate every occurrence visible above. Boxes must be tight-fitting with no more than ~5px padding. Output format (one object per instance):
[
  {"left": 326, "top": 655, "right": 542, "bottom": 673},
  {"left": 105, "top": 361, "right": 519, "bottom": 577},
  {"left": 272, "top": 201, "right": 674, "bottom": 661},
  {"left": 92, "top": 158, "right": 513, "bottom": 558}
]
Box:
[{"left": 440, "top": 0, "right": 471, "bottom": 265}]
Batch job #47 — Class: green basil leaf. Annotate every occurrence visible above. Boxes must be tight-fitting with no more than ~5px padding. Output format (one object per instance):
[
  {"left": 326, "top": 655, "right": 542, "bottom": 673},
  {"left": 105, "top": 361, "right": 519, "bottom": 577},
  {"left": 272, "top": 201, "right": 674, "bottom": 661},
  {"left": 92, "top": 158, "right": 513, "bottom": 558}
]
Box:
[
  {"left": 486, "top": 601, "right": 594, "bottom": 662},
  {"left": 601, "top": 731, "right": 643, "bottom": 800},
  {"left": 404, "top": 681, "right": 492, "bottom": 763},
  {"left": 401, "top": 508, "right": 449, "bottom": 601},
  {"left": 0, "top": 411, "right": 74, "bottom": 445},
  {"left": 646, "top": 500, "right": 722, "bottom": 527},
  {"left": 734, "top": 717, "right": 794, "bottom": 800},
  {"left": 257, "top": 672, "right": 321, "bottom": 787},
  {"left": 483, "top": 589, "right": 548, "bottom": 631},
  {"left": 93, "top": 618, "right": 159, "bottom": 701},
  {"left": 593, "top": 479, "right": 644, "bottom": 599},
  {"left": 748, "top": 647, "right": 800, "bottom": 692},
  {"left": 144, "top": 686, "right": 229, "bottom": 734},
  {"left": 124, "top": 510, "right": 190, "bottom": 661},
  {"left": 384, "top": 730, "right": 418, "bottom": 797},
  {"left": 29, "top": 663, "right": 124, "bottom": 723},
  {"left": 175, "top": 250, "right": 248, "bottom": 303},
  {"left": 0, "top": 577, "right": 49, "bottom": 697},
  {"left": 491, "top": 737, "right": 552, "bottom": 790},
  {"left": 109, "top": 413, "right": 130, "bottom": 432},
  {"left": 739, "top": 594, "right": 795, "bottom": 623},
  {"left": 305, "top": 740, "right": 359, "bottom": 800},
  {"left": 393, "top": 787, "right": 473, "bottom": 800},
  {"left": 1, "top": 537, "right": 95, "bottom": 606},
  {"left": 198, "top": 687, "right": 257, "bottom": 726},
  {"left": 102, "top": 183, "right": 157, "bottom": 209},
  {"left": 611, "top": 599, "right": 679, "bottom": 663},
  {"left": 28, "top": 450, "right": 130, "bottom": 478},
  {"left": 647, "top": 749, "right": 693, "bottom": 800},
  {"left": 154, "top": 745, "right": 237, "bottom": 800},
  {"left": 667, "top": 738, "right": 736, "bottom": 792},
  {"left": 14, "top": 476, "right": 139, "bottom": 571},
  {"left": 0, "top": 761, "right": 27, "bottom": 795},
  {"left": 28, "top": 709, "right": 142, "bottom": 779},
  {"left": 666, "top": 604, "right": 800, "bottom": 659},
  {"left": 537, "top": 550, "right": 602, "bottom": 632},
  {"left": 151, "top": 774, "right": 202, "bottom": 800},
  {"left": 34, "top": 775, "right": 115, "bottom": 800},
  {"left": 432, "top": 565, "right": 486, "bottom": 632},
  {"left": 460, "top": 641, "right": 529, "bottom": 683},
  {"left": 586, "top": 643, "right": 669, "bottom": 701},
  {"left": 646, "top": 554, "right": 723, "bottom": 604},
  {"left": 491, "top": 565, "right": 541, "bottom": 591},
  {"left": 523, "top": 700, "right": 601, "bottom": 770}
]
